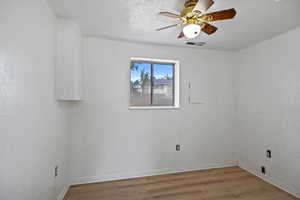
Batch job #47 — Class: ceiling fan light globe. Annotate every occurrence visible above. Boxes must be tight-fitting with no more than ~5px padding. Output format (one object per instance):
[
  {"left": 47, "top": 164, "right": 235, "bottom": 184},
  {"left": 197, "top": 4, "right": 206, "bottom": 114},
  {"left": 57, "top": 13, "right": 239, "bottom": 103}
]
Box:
[{"left": 183, "top": 24, "right": 201, "bottom": 39}]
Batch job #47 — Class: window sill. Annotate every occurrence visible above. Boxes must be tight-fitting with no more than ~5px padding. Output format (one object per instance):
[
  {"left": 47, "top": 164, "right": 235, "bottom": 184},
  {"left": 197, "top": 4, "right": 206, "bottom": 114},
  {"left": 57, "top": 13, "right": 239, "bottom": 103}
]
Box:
[{"left": 129, "top": 106, "right": 180, "bottom": 110}]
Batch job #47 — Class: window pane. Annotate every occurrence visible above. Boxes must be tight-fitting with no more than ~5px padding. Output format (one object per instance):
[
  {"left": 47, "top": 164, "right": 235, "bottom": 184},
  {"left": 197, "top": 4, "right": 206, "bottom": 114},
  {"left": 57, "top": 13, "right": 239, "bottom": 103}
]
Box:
[
  {"left": 152, "top": 64, "right": 174, "bottom": 106},
  {"left": 130, "top": 62, "right": 151, "bottom": 106}
]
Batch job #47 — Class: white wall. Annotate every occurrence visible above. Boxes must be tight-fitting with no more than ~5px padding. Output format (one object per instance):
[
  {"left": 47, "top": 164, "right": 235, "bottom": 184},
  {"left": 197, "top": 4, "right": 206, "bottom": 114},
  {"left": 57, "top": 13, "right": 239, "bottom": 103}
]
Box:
[
  {"left": 236, "top": 28, "right": 300, "bottom": 197},
  {"left": 68, "top": 37, "right": 237, "bottom": 184},
  {"left": 0, "top": 1, "right": 69, "bottom": 200}
]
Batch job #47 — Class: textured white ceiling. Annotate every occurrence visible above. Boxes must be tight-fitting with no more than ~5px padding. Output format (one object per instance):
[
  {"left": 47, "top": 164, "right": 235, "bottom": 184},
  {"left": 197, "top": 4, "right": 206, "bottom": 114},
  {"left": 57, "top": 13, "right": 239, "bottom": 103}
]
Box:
[{"left": 47, "top": 0, "right": 300, "bottom": 51}]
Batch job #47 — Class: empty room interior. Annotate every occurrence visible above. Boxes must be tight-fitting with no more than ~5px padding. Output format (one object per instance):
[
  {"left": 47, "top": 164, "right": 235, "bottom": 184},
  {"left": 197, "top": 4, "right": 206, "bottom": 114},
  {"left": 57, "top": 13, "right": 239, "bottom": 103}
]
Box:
[{"left": 1, "top": 0, "right": 300, "bottom": 199}]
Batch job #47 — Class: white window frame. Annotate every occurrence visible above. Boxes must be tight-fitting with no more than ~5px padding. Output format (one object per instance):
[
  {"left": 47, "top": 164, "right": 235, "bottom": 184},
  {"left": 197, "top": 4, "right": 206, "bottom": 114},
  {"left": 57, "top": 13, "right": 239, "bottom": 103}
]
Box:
[{"left": 129, "top": 57, "right": 180, "bottom": 110}]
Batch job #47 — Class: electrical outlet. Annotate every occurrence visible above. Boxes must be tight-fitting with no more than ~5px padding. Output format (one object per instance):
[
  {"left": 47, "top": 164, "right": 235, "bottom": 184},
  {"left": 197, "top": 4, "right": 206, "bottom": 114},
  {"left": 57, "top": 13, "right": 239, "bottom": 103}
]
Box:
[
  {"left": 55, "top": 166, "right": 58, "bottom": 178},
  {"left": 261, "top": 166, "right": 266, "bottom": 174},
  {"left": 266, "top": 150, "right": 272, "bottom": 158},
  {"left": 176, "top": 144, "right": 180, "bottom": 151}
]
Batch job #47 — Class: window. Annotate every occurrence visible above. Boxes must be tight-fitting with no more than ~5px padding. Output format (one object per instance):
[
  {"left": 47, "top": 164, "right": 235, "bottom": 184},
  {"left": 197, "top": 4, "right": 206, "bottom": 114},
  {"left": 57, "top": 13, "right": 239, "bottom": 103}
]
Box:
[{"left": 130, "top": 58, "right": 179, "bottom": 109}]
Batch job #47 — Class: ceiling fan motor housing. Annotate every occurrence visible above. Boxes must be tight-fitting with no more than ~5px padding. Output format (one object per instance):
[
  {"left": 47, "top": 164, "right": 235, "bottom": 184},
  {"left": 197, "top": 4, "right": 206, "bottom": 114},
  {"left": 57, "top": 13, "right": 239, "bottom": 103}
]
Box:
[{"left": 181, "top": 0, "right": 198, "bottom": 16}]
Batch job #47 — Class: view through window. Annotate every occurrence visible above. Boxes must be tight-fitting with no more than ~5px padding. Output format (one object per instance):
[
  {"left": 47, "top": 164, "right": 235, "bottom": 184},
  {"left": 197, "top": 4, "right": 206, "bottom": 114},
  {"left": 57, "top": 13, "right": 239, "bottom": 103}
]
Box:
[{"left": 130, "top": 61, "right": 175, "bottom": 107}]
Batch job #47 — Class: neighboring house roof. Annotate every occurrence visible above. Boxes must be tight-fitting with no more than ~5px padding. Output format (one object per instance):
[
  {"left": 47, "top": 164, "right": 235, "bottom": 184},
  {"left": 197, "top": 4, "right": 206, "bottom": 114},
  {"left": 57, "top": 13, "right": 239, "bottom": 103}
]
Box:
[
  {"left": 132, "top": 79, "right": 172, "bottom": 89},
  {"left": 153, "top": 79, "right": 172, "bottom": 85}
]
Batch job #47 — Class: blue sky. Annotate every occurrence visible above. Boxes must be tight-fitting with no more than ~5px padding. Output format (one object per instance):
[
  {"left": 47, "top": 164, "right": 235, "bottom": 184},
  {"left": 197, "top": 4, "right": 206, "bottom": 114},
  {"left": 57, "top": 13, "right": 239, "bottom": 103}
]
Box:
[{"left": 131, "top": 63, "right": 173, "bottom": 82}]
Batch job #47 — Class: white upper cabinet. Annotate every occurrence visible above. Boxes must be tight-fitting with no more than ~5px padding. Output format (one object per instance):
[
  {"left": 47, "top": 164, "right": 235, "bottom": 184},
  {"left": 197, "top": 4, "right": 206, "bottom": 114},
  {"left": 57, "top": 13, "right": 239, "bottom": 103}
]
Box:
[{"left": 55, "top": 19, "right": 83, "bottom": 101}]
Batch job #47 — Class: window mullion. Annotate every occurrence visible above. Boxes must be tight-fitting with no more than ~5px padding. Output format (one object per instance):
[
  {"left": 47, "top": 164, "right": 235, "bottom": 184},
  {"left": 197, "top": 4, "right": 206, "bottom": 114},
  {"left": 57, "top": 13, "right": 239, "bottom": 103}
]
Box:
[
  {"left": 150, "top": 63, "right": 154, "bottom": 105},
  {"left": 172, "top": 64, "right": 175, "bottom": 106}
]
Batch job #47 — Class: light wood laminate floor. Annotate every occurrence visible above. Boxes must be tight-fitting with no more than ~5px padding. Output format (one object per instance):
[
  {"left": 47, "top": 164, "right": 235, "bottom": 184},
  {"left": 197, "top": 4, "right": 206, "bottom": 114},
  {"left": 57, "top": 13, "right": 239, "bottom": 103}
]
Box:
[{"left": 64, "top": 167, "right": 298, "bottom": 200}]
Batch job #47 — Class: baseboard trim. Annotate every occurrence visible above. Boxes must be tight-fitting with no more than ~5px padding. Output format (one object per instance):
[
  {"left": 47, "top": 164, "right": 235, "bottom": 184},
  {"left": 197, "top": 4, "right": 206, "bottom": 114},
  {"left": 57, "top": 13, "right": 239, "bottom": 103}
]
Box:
[
  {"left": 239, "top": 162, "right": 300, "bottom": 199},
  {"left": 71, "top": 161, "right": 238, "bottom": 186},
  {"left": 57, "top": 185, "right": 70, "bottom": 200}
]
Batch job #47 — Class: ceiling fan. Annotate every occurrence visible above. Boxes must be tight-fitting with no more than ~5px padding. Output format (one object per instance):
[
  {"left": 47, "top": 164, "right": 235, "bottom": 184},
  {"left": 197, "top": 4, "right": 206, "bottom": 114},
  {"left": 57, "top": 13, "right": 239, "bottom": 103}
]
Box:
[{"left": 157, "top": 0, "right": 237, "bottom": 39}]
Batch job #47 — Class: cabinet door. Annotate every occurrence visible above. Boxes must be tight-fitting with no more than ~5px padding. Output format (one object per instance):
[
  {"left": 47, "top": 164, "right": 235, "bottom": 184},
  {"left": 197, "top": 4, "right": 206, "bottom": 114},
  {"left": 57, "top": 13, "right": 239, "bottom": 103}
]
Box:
[{"left": 56, "top": 19, "right": 83, "bottom": 101}]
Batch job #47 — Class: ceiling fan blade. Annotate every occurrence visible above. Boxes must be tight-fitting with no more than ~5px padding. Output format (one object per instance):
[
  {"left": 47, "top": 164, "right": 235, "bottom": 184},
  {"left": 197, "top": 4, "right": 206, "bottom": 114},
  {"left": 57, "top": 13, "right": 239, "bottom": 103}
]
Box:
[
  {"left": 201, "top": 22, "right": 218, "bottom": 35},
  {"left": 156, "top": 24, "right": 180, "bottom": 31},
  {"left": 202, "top": 8, "right": 237, "bottom": 22},
  {"left": 177, "top": 31, "right": 185, "bottom": 39},
  {"left": 193, "top": 0, "right": 214, "bottom": 13},
  {"left": 158, "top": 11, "right": 181, "bottom": 19}
]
